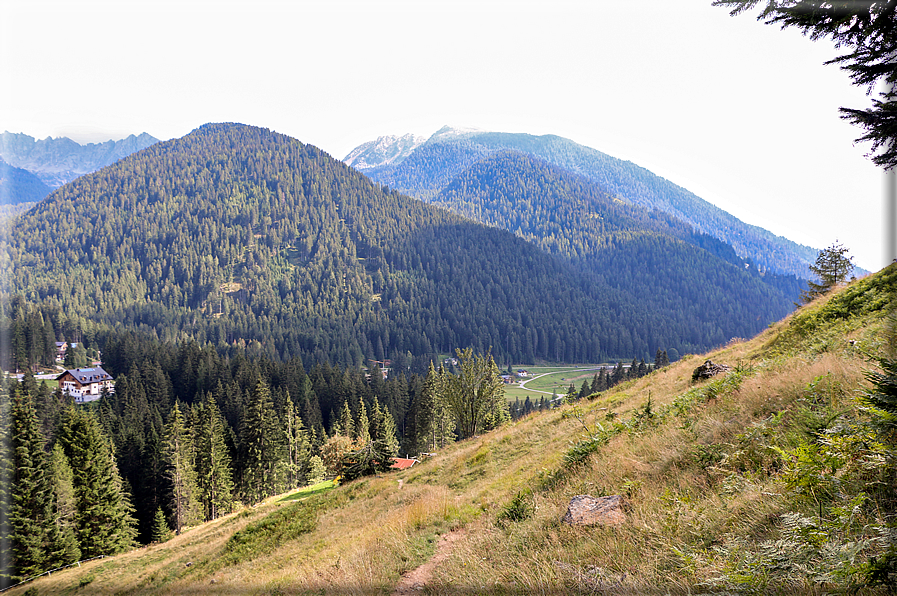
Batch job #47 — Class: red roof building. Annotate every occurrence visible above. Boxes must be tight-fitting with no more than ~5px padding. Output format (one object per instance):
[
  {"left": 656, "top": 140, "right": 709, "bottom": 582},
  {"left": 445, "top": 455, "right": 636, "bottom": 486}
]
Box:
[{"left": 390, "top": 457, "right": 419, "bottom": 471}]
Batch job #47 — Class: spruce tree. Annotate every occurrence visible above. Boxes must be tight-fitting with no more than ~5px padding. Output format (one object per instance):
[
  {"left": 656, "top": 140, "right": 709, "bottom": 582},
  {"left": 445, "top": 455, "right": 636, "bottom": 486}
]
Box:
[
  {"left": 150, "top": 507, "right": 171, "bottom": 543},
  {"left": 579, "top": 380, "right": 590, "bottom": 399},
  {"left": 378, "top": 407, "right": 400, "bottom": 459},
  {"left": 48, "top": 444, "right": 80, "bottom": 566},
  {"left": 56, "top": 407, "right": 137, "bottom": 558},
  {"left": 336, "top": 400, "right": 355, "bottom": 439},
  {"left": 306, "top": 456, "right": 327, "bottom": 485},
  {"left": 163, "top": 403, "right": 202, "bottom": 533},
  {"left": 800, "top": 242, "right": 856, "bottom": 304},
  {"left": 0, "top": 381, "right": 12, "bottom": 588},
  {"left": 413, "top": 362, "right": 440, "bottom": 453},
  {"left": 355, "top": 399, "right": 371, "bottom": 445},
  {"left": 440, "top": 349, "right": 507, "bottom": 439},
  {"left": 239, "top": 379, "right": 286, "bottom": 504},
  {"left": 195, "top": 394, "right": 234, "bottom": 521},
  {"left": 284, "top": 399, "right": 311, "bottom": 489},
  {"left": 9, "top": 386, "right": 56, "bottom": 579}
]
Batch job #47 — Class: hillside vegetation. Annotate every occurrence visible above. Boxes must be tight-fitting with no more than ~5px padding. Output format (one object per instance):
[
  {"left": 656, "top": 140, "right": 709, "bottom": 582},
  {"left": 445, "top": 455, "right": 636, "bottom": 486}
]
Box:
[
  {"left": 5, "top": 123, "right": 794, "bottom": 369},
  {"left": 347, "top": 128, "right": 819, "bottom": 278},
  {"left": 14, "top": 264, "right": 895, "bottom": 595}
]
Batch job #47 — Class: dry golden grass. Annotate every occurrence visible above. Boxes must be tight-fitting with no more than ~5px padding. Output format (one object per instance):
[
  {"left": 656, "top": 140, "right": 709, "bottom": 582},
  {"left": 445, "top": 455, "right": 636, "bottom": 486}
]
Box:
[{"left": 12, "top": 274, "right": 892, "bottom": 595}]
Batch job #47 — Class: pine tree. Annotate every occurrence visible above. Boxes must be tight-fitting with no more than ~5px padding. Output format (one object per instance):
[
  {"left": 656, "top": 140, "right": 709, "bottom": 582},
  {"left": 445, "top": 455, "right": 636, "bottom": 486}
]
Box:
[
  {"left": 56, "top": 407, "right": 137, "bottom": 558},
  {"left": 150, "top": 507, "right": 171, "bottom": 543},
  {"left": 9, "top": 386, "right": 57, "bottom": 579},
  {"left": 306, "top": 456, "right": 327, "bottom": 485},
  {"left": 284, "top": 399, "right": 311, "bottom": 489},
  {"left": 48, "top": 444, "right": 80, "bottom": 566},
  {"left": 579, "top": 379, "right": 590, "bottom": 399},
  {"left": 336, "top": 400, "right": 355, "bottom": 438},
  {"left": 0, "top": 381, "right": 12, "bottom": 588},
  {"left": 163, "top": 403, "right": 202, "bottom": 534},
  {"left": 800, "top": 242, "right": 856, "bottom": 304},
  {"left": 239, "top": 379, "right": 286, "bottom": 504},
  {"left": 194, "top": 394, "right": 234, "bottom": 521}
]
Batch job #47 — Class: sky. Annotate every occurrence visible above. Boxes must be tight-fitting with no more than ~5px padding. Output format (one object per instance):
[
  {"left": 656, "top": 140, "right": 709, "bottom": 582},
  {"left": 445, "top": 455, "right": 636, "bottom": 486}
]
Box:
[{"left": 1, "top": 0, "right": 888, "bottom": 271}]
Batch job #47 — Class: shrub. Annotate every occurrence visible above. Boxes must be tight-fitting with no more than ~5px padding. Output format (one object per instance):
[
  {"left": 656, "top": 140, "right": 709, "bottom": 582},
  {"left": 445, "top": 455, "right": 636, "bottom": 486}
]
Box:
[{"left": 496, "top": 490, "right": 535, "bottom": 527}]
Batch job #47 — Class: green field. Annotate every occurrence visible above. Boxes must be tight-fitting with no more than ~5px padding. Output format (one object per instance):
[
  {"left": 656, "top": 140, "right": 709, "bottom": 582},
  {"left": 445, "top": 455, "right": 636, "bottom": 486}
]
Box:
[{"left": 503, "top": 364, "right": 609, "bottom": 401}]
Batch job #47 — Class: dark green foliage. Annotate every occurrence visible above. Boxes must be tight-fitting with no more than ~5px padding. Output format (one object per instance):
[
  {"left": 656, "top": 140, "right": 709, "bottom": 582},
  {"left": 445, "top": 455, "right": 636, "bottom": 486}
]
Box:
[
  {"left": 6, "top": 123, "right": 791, "bottom": 369},
  {"left": 800, "top": 242, "right": 856, "bottom": 304},
  {"left": 48, "top": 445, "right": 80, "bottom": 565},
  {"left": 355, "top": 130, "right": 819, "bottom": 277},
  {"left": 239, "top": 379, "right": 286, "bottom": 504},
  {"left": 714, "top": 0, "right": 897, "bottom": 169},
  {"left": 0, "top": 382, "right": 11, "bottom": 588},
  {"left": 496, "top": 489, "right": 535, "bottom": 527},
  {"left": 284, "top": 398, "right": 311, "bottom": 490},
  {"left": 439, "top": 349, "right": 508, "bottom": 440},
  {"left": 864, "top": 353, "right": 897, "bottom": 430},
  {"left": 195, "top": 394, "right": 235, "bottom": 520},
  {"left": 9, "top": 387, "right": 58, "bottom": 579},
  {"left": 431, "top": 152, "right": 798, "bottom": 352},
  {"left": 150, "top": 507, "right": 171, "bottom": 544},
  {"left": 340, "top": 440, "right": 393, "bottom": 481},
  {"left": 163, "top": 403, "right": 201, "bottom": 534},
  {"left": 56, "top": 407, "right": 138, "bottom": 557}
]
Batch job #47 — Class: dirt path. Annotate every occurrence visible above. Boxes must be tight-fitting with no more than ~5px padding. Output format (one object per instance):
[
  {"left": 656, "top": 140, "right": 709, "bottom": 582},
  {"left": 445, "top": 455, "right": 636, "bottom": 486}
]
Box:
[{"left": 392, "top": 529, "right": 465, "bottom": 595}]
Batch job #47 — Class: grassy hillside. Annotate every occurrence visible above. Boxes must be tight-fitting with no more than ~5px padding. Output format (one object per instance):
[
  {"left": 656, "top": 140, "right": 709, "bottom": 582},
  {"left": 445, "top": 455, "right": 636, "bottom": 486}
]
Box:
[{"left": 13, "top": 265, "right": 895, "bottom": 595}]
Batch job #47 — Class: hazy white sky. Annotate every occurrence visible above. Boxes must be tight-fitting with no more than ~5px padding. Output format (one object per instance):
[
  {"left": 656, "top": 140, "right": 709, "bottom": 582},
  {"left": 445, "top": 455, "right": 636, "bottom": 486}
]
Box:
[{"left": 1, "top": 0, "right": 886, "bottom": 270}]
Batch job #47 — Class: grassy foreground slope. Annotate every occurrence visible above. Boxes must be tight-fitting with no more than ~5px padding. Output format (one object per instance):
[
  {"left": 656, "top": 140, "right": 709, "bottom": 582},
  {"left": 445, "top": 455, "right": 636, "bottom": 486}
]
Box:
[{"left": 15, "top": 266, "right": 896, "bottom": 595}]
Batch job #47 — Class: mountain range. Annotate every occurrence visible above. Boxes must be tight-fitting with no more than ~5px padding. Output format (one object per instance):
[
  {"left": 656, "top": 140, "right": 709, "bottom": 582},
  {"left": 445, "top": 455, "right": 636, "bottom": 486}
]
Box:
[
  {"left": 0, "top": 158, "right": 53, "bottom": 205},
  {"left": 345, "top": 127, "right": 819, "bottom": 278},
  {"left": 0, "top": 131, "right": 159, "bottom": 189},
  {"left": 6, "top": 123, "right": 796, "bottom": 369}
]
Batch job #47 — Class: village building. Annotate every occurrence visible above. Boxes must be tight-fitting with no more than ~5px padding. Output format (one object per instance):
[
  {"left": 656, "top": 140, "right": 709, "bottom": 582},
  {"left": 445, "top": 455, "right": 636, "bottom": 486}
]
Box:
[
  {"left": 56, "top": 366, "right": 114, "bottom": 403},
  {"left": 390, "top": 457, "right": 419, "bottom": 471}
]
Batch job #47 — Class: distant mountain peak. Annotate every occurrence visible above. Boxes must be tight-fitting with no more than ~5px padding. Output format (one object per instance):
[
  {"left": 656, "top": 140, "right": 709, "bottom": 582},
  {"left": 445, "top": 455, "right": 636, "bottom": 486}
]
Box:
[
  {"left": 0, "top": 130, "right": 159, "bottom": 188},
  {"left": 343, "top": 133, "right": 426, "bottom": 169},
  {"left": 428, "top": 126, "right": 483, "bottom": 142}
]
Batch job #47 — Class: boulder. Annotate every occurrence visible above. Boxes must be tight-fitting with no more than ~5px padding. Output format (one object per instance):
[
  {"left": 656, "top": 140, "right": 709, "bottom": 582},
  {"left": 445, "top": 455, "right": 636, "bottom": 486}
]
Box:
[
  {"left": 562, "top": 494, "right": 626, "bottom": 526},
  {"left": 691, "top": 359, "right": 732, "bottom": 381}
]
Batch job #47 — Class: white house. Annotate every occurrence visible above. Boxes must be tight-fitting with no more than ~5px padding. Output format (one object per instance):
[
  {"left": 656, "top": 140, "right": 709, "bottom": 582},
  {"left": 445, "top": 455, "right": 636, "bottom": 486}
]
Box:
[{"left": 56, "top": 367, "right": 114, "bottom": 403}]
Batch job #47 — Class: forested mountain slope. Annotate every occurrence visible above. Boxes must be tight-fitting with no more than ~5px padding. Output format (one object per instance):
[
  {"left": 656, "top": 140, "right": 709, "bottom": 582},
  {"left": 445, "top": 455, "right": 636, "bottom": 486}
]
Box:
[
  {"left": 0, "top": 159, "right": 52, "bottom": 204},
  {"left": 347, "top": 127, "right": 819, "bottom": 277},
  {"left": 433, "top": 151, "right": 805, "bottom": 317},
  {"left": 6, "top": 123, "right": 794, "bottom": 368}
]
